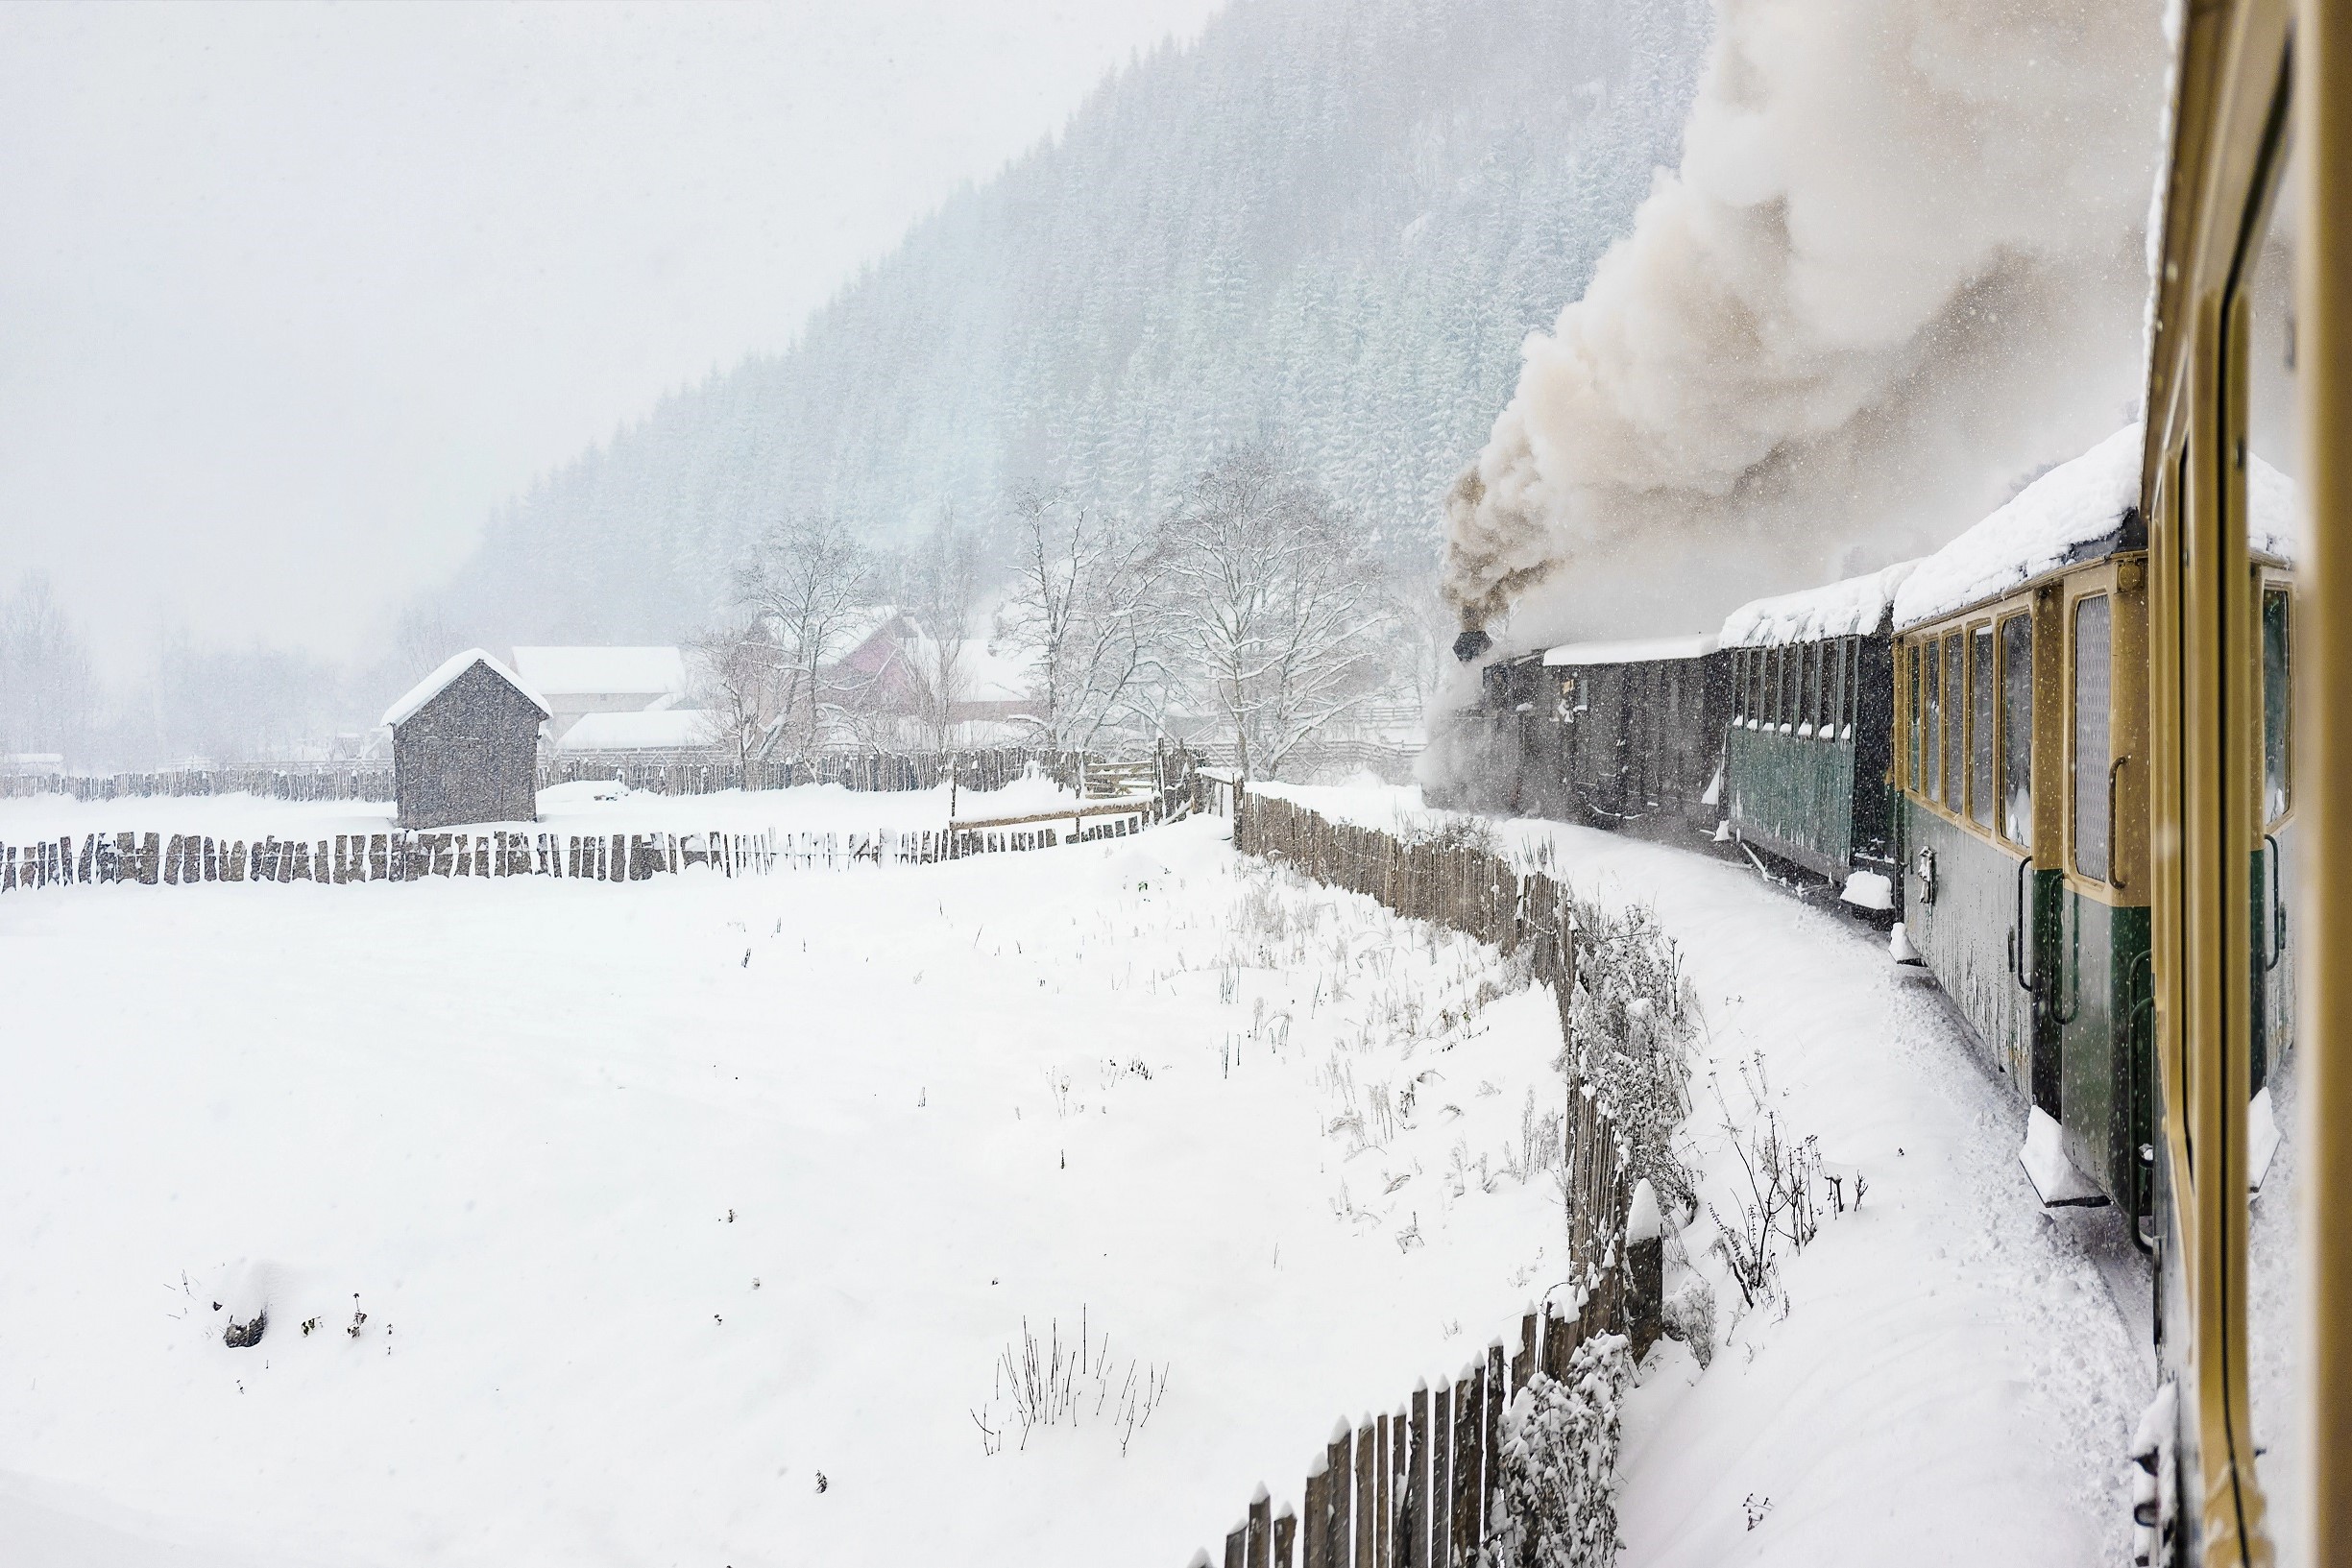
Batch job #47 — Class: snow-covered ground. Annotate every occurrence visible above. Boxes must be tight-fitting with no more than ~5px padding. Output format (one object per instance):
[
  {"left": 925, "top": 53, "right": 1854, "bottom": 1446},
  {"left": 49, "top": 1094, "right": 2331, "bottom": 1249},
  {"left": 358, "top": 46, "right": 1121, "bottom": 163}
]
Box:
[
  {"left": 1268, "top": 784, "right": 2147, "bottom": 1565},
  {"left": 5, "top": 773, "right": 2159, "bottom": 1564},
  {"left": 0, "top": 801, "right": 1574, "bottom": 1566}
]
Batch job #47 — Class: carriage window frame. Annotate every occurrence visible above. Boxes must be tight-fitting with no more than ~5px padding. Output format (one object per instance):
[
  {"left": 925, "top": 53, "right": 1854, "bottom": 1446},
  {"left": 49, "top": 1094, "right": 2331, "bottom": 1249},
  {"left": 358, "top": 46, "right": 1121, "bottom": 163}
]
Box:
[
  {"left": 2262, "top": 582, "right": 2291, "bottom": 826},
  {"left": 1811, "top": 641, "right": 1827, "bottom": 736},
  {"left": 1922, "top": 635, "right": 1941, "bottom": 803},
  {"left": 1828, "top": 639, "right": 1847, "bottom": 740},
  {"left": 1998, "top": 610, "right": 2033, "bottom": 850},
  {"left": 2071, "top": 591, "right": 2114, "bottom": 884},
  {"left": 1969, "top": 623, "right": 1995, "bottom": 828},
  {"left": 1937, "top": 630, "right": 1956, "bottom": 818}
]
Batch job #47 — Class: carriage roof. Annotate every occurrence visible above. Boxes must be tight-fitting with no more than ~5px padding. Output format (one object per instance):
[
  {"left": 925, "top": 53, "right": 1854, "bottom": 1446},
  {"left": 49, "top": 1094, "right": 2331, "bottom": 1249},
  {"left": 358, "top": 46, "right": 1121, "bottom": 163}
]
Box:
[
  {"left": 1718, "top": 561, "right": 1917, "bottom": 650},
  {"left": 1539, "top": 632, "right": 1718, "bottom": 667}
]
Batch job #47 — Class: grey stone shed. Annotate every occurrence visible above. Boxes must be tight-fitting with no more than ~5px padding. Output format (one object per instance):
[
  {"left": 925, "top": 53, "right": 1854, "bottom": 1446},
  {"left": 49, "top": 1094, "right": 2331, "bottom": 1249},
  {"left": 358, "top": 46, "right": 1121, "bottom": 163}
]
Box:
[{"left": 381, "top": 650, "right": 551, "bottom": 830}]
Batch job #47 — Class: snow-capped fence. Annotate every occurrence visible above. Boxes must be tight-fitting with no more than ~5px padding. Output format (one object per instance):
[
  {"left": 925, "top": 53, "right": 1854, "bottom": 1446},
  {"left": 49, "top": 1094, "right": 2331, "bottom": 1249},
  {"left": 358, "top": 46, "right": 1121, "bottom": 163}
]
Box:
[
  {"left": 0, "top": 828, "right": 782, "bottom": 892},
  {"left": 1183, "top": 1302, "right": 1632, "bottom": 1568},
  {"left": 0, "top": 764, "right": 394, "bottom": 805},
  {"left": 1214, "top": 792, "right": 1643, "bottom": 1567},
  {"left": 0, "top": 765, "right": 1216, "bottom": 898}
]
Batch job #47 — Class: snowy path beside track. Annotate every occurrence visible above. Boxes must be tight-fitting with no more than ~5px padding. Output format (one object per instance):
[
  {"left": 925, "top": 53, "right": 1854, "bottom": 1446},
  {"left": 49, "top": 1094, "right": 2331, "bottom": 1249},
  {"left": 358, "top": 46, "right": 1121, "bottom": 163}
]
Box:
[{"left": 1274, "top": 785, "right": 2146, "bottom": 1567}]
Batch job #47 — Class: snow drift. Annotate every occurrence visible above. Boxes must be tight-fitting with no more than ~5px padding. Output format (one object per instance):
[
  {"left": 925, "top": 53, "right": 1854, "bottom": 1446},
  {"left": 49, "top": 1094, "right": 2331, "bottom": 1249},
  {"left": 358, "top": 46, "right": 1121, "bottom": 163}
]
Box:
[{"left": 1439, "top": 0, "right": 2169, "bottom": 659}]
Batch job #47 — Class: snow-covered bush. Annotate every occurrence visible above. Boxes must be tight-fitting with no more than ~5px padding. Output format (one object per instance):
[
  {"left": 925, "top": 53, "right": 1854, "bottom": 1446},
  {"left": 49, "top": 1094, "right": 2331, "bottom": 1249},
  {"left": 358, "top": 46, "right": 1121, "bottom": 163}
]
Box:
[
  {"left": 1494, "top": 1334, "right": 1633, "bottom": 1568},
  {"left": 968, "top": 1311, "right": 1169, "bottom": 1458},
  {"left": 1564, "top": 898, "right": 1698, "bottom": 1217},
  {"left": 1661, "top": 1278, "right": 1716, "bottom": 1368}
]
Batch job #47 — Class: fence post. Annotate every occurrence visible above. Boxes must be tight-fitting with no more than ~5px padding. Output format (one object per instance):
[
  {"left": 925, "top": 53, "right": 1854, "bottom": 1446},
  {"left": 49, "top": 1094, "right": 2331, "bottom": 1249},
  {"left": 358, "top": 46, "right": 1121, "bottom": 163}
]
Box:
[
  {"left": 1481, "top": 1341, "right": 1504, "bottom": 1546},
  {"left": 1326, "top": 1420, "right": 1351, "bottom": 1568},
  {"left": 1273, "top": 1503, "right": 1297, "bottom": 1568},
  {"left": 1450, "top": 1366, "right": 1478, "bottom": 1561},
  {"left": 1301, "top": 1459, "right": 1327, "bottom": 1568},
  {"left": 1429, "top": 1383, "right": 1450, "bottom": 1568}
]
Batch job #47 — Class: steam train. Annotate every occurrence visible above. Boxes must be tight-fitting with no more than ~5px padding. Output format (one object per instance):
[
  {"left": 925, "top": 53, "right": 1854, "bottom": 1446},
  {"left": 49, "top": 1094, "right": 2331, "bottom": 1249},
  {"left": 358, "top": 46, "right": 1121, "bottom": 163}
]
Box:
[
  {"left": 1443, "top": 0, "right": 2345, "bottom": 1537},
  {"left": 1448, "top": 425, "right": 2298, "bottom": 1232}
]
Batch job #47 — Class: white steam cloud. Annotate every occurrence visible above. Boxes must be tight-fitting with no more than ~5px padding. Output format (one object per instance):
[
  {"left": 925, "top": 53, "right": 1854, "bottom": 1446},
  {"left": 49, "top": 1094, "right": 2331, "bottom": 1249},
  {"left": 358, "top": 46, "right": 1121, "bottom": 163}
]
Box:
[{"left": 1442, "top": 0, "right": 2168, "bottom": 653}]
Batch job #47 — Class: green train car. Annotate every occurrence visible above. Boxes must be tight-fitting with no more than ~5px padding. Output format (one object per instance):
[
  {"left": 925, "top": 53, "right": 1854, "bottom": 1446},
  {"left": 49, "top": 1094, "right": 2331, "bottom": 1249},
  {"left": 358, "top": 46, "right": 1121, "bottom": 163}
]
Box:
[{"left": 1717, "top": 565, "right": 1912, "bottom": 885}]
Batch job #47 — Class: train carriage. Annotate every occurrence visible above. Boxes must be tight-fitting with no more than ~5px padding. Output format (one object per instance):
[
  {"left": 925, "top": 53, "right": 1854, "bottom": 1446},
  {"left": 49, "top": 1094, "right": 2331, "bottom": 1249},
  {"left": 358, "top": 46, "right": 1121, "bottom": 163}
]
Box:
[
  {"left": 1461, "top": 635, "right": 1728, "bottom": 833},
  {"left": 1891, "top": 428, "right": 2157, "bottom": 1207},
  {"left": 1717, "top": 564, "right": 1910, "bottom": 885}
]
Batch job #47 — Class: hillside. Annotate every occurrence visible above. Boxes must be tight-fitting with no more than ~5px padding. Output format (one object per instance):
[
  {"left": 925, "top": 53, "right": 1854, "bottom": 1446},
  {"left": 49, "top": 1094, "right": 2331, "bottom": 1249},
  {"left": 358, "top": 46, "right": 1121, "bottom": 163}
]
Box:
[{"left": 441, "top": 0, "right": 1712, "bottom": 647}]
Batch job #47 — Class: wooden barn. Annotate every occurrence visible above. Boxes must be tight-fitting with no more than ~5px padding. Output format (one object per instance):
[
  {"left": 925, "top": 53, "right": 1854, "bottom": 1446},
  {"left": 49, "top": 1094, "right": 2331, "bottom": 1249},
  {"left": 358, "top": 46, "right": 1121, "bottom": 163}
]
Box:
[{"left": 380, "top": 650, "right": 551, "bottom": 830}]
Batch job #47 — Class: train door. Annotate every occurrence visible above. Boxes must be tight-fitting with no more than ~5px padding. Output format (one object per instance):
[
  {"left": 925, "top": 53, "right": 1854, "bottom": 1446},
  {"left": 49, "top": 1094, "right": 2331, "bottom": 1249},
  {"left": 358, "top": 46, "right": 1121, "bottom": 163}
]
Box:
[{"left": 2050, "top": 561, "right": 2152, "bottom": 1206}]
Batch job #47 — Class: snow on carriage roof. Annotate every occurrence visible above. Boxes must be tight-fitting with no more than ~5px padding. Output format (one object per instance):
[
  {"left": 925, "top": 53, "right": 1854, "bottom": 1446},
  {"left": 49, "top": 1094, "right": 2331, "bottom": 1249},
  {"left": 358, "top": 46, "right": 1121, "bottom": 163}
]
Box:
[
  {"left": 1718, "top": 561, "right": 1919, "bottom": 650},
  {"left": 510, "top": 645, "right": 688, "bottom": 698},
  {"left": 1540, "top": 632, "right": 1718, "bottom": 667},
  {"left": 382, "top": 649, "right": 551, "bottom": 729},
  {"left": 1894, "top": 427, "right": 2143, "bottom": 629},
  {"left": 2249, "top": 454, "right": 2302, "bottom": 564}
]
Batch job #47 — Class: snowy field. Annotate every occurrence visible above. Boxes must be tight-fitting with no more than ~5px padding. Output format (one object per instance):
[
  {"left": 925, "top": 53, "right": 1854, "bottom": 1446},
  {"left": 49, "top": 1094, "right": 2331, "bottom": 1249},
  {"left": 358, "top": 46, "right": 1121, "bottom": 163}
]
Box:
[
  {"left": 2, "top": 775, "right": 2153, "bottom": 1565},
  {"left": 0, "top": 799, "right": 1572, "bottom": 1566},
  {"left": 1268, "top": 784, "right": 2146, "bottom": 1565}
]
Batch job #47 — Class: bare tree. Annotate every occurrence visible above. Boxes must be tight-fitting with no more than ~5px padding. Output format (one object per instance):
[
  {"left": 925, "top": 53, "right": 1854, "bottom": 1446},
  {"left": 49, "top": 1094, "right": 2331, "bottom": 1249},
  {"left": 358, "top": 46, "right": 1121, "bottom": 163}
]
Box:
[
  {"left": 997, "top": 483, "right": 1168, "bottom": 755},
  {"left": 0, "top": 572, "right": 100, "bottom": 764},
  {"left": 734, "top": 513, "right": 873, "bottom": 759},
  {"left": 884, "top": 512, "right": 982, "bottom": 751},
  {"left": 1157, "top": 445, "right": 1394, "bottom": 780},
  {"left": 690, "top": 621, "right": 774, "bottom": 766}
]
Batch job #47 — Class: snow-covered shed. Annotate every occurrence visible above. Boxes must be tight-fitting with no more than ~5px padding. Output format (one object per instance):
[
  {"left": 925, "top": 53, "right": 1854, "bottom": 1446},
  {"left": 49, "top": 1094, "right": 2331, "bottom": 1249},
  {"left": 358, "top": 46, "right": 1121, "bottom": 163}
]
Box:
[
  {"left": 510, "top": 646, "right": 688, "bottom": 740},
  {"left": 382, "top": 650, "right": 551, "bottom": 830}
]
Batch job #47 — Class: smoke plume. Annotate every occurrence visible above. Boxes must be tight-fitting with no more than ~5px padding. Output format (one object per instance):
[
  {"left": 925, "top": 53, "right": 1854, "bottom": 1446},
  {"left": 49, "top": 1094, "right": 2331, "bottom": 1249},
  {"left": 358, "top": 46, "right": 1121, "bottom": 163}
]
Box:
[{"left": 1441, "top": 0, "right": 2168, "bottom": 656}]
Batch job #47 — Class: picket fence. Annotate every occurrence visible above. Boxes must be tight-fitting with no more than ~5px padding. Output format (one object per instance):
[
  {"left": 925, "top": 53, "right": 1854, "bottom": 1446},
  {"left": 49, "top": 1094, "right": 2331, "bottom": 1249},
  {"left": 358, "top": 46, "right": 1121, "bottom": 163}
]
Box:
[
  {"left": 0, "top": 827, "right": 780, "bottom": 892},
  {"left": 1206, "top": 791, "right": 1637, "bottom": 1568}
]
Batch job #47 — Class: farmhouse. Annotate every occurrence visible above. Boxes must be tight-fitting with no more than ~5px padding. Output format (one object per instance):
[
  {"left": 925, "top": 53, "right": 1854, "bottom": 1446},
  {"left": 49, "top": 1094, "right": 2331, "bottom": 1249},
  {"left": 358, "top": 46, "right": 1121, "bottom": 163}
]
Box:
[
  {"left": 382, "top": 650, "right": 551, "bottom": 829},
  {"left": 510, "top": 646, "right": 688, "bottom": 740}
]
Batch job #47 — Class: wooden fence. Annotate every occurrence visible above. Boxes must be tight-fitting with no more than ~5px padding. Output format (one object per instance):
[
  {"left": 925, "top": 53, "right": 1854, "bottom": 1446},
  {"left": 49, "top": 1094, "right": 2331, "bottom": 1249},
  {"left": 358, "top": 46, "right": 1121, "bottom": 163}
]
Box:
[
  {"left": 0, "top": 756, "right": 1216, "bottom": 898},
  {"left": 1208, "top": 791, "right": 1636, "bottom": 1567},
  {"left": 0, "top": 827, "right": 780, "bottom": 892}
]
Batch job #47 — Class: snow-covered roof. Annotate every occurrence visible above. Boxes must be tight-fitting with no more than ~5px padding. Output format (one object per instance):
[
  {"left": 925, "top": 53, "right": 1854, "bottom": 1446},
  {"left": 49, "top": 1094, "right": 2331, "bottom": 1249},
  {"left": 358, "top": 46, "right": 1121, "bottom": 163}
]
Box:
[
  {"left": 1895, "top": 427, "right": 2143, "bottom": 629},
  {"left": 1541, "top": 633, "right": 1717, "bottom": 667},
  {"left": 382, "top": 649, "right": 550, "bottom": 729},
  {"left": 559, "top": 709, "right": 716, "bottom": 751},
  {"left": 2250, "top": 456, "right": 2301, "bottom": 564},
  {"left": 511, "top": 646, "right": 688, "bottom": 700},
  {"left": 1719, "top": 562, "right": 1918, "bottom": 650}
]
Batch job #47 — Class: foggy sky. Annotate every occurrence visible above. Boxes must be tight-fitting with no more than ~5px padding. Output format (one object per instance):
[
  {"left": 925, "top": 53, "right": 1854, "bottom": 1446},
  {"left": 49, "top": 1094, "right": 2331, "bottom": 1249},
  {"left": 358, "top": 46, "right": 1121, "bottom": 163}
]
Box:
[{"left": 0, "top": 0, "right": 1225, "bottom": 678}]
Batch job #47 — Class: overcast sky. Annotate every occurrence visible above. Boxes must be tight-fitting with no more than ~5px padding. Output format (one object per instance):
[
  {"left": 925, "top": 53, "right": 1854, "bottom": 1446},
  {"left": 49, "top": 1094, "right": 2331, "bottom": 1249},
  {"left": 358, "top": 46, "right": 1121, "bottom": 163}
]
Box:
[{"left": 0, "top": 0, "right": 1226, "bottom": 677}]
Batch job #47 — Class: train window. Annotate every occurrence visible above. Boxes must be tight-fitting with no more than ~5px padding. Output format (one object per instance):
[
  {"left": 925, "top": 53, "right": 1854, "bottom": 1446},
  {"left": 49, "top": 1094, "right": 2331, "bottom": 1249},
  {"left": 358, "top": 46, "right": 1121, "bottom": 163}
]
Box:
[
  {"left": 2073, "top": 594, "right": 2112, "bottom": 881},
  {"left": 1969, "top": 626, "right": 1994, "bottom": 828},
  {"left": 1749, "top": 650, "right": 1763, "bottom": 727},
  {"left": 1941, "top": 634, "right": 1963, "bottom": 812},
  {"left": 2263, "top": 588, "right": 2290, "bottom": 823},
  {"left": 1922, "top": 638, "right": 1940, "bottom": 801},
  {"left": 1781, "top": 646, "right": 1796, "bottom": 731},
  {"left": 2000, "top": 614, "right": 2032, "bottom": 847},
  {"left": 1814, "top": 642, "right": 1831, "bottom": 735},
  {"left": 1828, "top": 639, "right": 1846, "bottom": 738},
  {"left": 1801, "top": 643, "right": 1819, "bottom": 736}
]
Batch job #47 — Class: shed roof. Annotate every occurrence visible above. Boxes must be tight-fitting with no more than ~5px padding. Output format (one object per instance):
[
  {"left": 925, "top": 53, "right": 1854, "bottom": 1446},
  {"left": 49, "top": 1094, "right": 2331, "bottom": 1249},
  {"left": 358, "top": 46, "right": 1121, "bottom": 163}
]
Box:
[
  {"left": 1540, "top": 633, "right": 1717, "bottom": 667},
  {"left": 382, "top": 649, "right": 551, "bottom": 729},
  {"left": 510, "top": 645, "right": 688, "bottom": 699},
  {"left": 1719, "top": 561, "right": 1918, "bottom": 650},
  {"left": 559, "top": 709, "right": 716, "bottom": 751}
]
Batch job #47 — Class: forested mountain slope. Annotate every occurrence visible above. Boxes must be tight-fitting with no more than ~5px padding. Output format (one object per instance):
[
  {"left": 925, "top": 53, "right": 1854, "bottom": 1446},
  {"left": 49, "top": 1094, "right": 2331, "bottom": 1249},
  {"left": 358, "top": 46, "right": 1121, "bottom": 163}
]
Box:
[{"left": 444, "top": 0, "right": 1711, "bottom": 646}]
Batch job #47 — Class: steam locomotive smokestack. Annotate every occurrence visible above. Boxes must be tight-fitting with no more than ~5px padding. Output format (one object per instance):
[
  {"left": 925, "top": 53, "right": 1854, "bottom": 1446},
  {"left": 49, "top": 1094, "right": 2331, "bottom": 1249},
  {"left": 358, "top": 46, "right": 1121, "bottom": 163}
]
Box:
[{"left": 1439, "top": 0, "right": 2168, "bottom": 651}]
